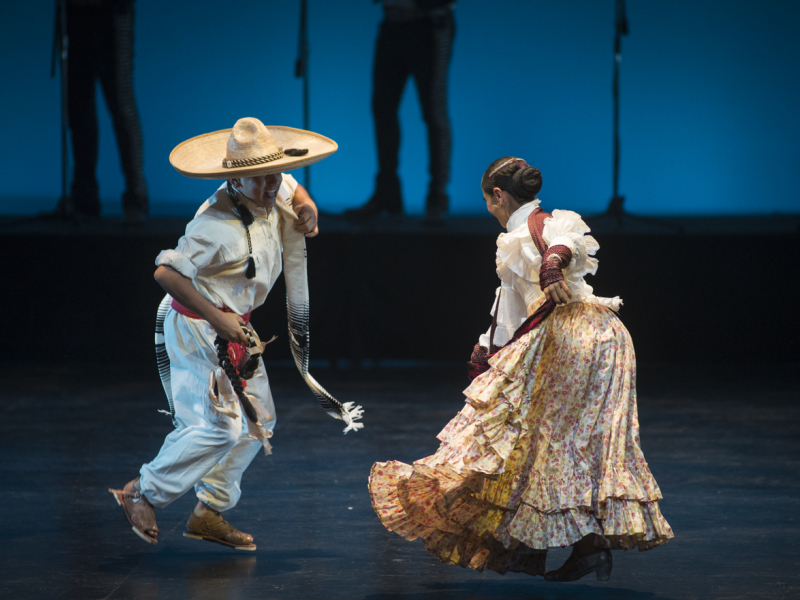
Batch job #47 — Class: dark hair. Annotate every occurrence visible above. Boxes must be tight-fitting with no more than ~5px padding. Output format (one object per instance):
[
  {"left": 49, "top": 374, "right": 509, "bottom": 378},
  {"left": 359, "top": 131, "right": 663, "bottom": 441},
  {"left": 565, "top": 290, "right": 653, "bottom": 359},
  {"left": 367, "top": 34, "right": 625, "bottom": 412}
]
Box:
[{"left": 481, "top": 157, "right": 542, "bottom": 203}]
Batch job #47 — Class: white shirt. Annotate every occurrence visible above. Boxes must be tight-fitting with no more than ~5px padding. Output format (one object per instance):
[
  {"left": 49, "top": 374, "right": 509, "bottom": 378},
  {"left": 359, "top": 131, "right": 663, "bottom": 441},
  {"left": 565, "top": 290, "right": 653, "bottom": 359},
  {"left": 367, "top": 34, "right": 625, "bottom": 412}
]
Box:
[
  {"left": 155, "top": 175, "right": 299, "bottom": 316},
  {"left": 479, "top": 200, "right": 622, "bottom": 349}
]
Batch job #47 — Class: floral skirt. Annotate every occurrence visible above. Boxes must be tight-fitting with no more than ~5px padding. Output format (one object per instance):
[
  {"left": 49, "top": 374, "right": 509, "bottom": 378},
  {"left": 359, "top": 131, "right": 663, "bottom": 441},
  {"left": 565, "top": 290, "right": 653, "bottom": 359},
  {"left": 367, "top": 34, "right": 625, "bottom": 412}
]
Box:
[{"left": 368, "top": 301, "right": 673, "bottom": 576}]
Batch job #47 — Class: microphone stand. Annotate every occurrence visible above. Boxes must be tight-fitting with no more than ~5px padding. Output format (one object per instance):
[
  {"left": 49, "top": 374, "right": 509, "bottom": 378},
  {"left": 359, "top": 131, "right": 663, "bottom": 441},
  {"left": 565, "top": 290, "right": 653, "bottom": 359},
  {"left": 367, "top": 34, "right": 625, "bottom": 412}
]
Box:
[
  {"left": 591, "top": 0, "right": 682, "bottom": 233},
  {"left": 52, "top": 0, "right": 72, "bottom": 216},
  {"left": 295, "top": 0, "right": 310, "bottom": 193},
  {"left": 28, "top": 0, "right": 76, "bottom": 225},
  {"left": 1, "top": 6, "right": 71, "bottom": 233}
]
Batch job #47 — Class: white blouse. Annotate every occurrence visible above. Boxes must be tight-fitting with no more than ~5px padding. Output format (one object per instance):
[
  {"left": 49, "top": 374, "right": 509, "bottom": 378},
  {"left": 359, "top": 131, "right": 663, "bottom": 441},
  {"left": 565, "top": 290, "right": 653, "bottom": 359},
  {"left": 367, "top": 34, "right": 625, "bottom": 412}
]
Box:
[
  {"left": 155, "top": 174, "right": 299, "bottom": 316},
  {"left": 478, "top": 200, "right": 622, "bottom": 349}
]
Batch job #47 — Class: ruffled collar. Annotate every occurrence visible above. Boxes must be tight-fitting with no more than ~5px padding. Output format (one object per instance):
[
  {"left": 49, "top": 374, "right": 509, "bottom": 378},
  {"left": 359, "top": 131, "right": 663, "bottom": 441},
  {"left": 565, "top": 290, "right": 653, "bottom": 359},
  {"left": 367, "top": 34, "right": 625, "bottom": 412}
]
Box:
[{"left": 505, "top": 199, "right": 541, "bottom": 232}]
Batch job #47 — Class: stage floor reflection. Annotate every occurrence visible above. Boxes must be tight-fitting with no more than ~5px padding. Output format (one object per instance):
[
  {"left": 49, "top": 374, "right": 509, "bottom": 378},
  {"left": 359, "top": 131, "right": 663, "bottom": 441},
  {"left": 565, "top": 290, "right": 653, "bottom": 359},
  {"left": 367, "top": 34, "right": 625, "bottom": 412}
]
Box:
[{"left": 2, "top": 362, "right": 798, "bottom": 600}]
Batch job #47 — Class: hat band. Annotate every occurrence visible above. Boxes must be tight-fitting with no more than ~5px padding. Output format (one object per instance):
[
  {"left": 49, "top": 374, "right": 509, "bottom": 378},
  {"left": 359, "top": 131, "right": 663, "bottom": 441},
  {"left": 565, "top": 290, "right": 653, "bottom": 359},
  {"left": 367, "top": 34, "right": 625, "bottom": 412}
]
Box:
[{"left": 223, "top": 149, "right": 285, "bottom": 169}]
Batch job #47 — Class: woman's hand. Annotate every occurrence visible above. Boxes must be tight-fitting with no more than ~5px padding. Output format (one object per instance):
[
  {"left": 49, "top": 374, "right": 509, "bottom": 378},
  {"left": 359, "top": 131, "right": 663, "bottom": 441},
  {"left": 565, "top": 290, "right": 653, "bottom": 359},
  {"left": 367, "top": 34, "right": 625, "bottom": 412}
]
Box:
[
  {"left": 543, "top": 280, "right": 573, "bottom": 305},
  {"left": 209, "top": 311, "right": 249, "bottom": 345},
  {"left": 293, "top": 203, "right": 319, "bottom": 237}
]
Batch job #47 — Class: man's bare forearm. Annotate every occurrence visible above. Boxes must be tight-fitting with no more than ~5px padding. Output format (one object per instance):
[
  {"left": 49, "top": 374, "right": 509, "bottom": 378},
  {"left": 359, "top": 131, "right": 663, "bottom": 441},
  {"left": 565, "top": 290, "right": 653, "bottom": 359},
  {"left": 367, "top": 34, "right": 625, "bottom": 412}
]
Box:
[
  {"left": 154, "top": 265, "right": 222, "bottom": 322},
  {"left": 292, "top": 184, "right": 317, "bottom": 212},
  {"left": 154, "top": 265, "right": 249, "bottom": 344}
]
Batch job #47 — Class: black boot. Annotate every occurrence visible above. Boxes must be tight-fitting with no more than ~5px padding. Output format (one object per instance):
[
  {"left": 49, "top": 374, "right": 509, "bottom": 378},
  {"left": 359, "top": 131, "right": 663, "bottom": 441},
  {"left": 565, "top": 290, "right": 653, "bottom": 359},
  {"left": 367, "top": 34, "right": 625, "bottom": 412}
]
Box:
[
  {"left": 122, "top": 189, "right": 148, "bottom": 226},
  {"left": 544, "top": 547, "right": 612, "bottom": 582},
  {"left": 422, "top": 190, "right": 448, "bottom": 226},
  {"left": 39, "top": 188, "right": 100, "bottom": 222},
  {"left": 344, "top": 173, "right": 402, "bottom": 219},
  {"left": 344, "top": 193, "right": 403, "bottom": 218}
]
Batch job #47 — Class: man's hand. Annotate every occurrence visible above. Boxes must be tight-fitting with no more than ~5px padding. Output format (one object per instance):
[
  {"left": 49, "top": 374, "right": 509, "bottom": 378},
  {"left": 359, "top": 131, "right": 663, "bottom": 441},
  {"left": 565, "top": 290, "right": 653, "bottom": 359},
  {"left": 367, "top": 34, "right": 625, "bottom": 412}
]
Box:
[
  {"left": 293, "top": 203, "right": 319, "bottom": 237},
  {"left": 291, "top": 184, "right": 319, "bottom": 237},
  {"left": 543, "top": 280, "right": 573, "bottom": 305},
  {"left": 155, "top": 266, "right": 250, "bottom": 343},
  {"left": 209, "top": 311, "right": 248, "bottom": 345}
]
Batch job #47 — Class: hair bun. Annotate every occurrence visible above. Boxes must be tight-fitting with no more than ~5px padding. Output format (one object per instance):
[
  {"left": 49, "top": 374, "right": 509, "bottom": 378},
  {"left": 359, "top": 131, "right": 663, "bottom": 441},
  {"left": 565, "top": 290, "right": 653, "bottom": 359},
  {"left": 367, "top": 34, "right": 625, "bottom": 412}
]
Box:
[{"left": 511, "top": 166, "right": 542, "bottom": 200}]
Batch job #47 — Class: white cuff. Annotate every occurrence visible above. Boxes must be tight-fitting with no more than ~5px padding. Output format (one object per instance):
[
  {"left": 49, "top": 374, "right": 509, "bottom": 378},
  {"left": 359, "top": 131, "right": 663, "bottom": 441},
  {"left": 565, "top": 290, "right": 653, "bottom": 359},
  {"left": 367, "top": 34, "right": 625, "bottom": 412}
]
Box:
[
  {"left": 156, "top": 249, "right": 197, "bottom": 280},
  {"left": 548, "top": 235, "right": 577, "bottom": 254}
]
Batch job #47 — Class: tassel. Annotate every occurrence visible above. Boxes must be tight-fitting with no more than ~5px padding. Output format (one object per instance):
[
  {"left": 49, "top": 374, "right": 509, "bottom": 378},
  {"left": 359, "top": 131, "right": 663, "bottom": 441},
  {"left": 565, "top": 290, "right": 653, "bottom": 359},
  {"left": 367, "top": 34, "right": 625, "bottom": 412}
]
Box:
[
  {"left": 226, "top": 181, "right": 255, "bottom": 225},
  {"left": 226, "top": 181, "right": 257, "bottom": 279},
  {"left": 340, "top": 401, "right": 365, "bottom": 434},
  {"left": 238, "top": 203, "right": 254, "bottom": 226}
]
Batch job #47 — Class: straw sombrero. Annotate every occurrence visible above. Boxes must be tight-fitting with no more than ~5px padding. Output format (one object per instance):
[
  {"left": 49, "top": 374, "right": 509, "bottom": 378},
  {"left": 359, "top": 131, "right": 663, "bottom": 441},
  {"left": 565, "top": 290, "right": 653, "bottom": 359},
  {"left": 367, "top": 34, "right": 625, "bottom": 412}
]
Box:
[{"left": 170, "top": 117, "right": 338, "bottom": 179}]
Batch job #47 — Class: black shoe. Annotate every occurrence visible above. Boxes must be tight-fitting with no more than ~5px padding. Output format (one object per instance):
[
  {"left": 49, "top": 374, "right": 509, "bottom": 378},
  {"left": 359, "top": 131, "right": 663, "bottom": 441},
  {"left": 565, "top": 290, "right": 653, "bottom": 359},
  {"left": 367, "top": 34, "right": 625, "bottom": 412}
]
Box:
[
  {"left": 422, "top": 191, "right": 448, "bottom": 226},
  {"left": 38, "top": 201, "right": 72, "bottom": 222},
  {"left": 38, "top": 195, "right": 100, "bottom": 221},
  {"left": 422, "top": 205, "right": 446, "bottom": 227},
  {"left": 123, "top": 207, "right": 147, "bottom": 226},
  {"left": 72, "top": 191, "right": 101, "bottom": 217},
  {"left": 544, "top": 548, "right": 612, "bottom": 582},
  {"left": 344, "top": 194, "right": 403, "bottom": 219}
]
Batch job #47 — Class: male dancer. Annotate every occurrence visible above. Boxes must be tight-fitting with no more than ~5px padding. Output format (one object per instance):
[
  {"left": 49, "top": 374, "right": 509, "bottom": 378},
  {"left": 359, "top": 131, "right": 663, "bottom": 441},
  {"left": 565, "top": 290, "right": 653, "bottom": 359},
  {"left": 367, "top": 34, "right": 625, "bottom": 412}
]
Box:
[{"left": 110, "top": 117, "right": 340, "bottom": 550}]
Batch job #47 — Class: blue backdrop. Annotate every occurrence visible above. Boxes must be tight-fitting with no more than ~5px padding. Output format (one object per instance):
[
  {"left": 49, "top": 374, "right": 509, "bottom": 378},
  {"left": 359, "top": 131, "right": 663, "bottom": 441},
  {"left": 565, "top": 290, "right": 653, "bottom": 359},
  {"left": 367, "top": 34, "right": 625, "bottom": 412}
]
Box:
[{"left": 2, "top": 0, "right": 799, "bottom": 216}]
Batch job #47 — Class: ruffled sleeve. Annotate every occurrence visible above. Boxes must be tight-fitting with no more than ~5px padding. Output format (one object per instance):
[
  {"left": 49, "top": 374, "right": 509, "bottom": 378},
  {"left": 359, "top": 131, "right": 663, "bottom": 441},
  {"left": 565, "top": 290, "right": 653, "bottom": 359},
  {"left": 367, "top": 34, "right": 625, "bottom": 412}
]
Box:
[
  {"left": 542, "top": 209, "right": 599, "bottom": 279},
  {"left": 542, "top": 210, "right": 623, "bottom": 311},
  {"left": 495, "top": 227, "right": 542, "bottom": 283},
  {"left": 155, "top": 220, "right": 225, "bottom": 280}
]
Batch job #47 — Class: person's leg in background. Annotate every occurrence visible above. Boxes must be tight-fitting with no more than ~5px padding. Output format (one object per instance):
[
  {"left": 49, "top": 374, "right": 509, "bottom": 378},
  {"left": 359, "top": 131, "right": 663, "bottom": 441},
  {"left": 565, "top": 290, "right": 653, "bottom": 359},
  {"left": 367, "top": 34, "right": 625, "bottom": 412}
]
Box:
[
  {"left": 346, "top": 19, "right": 410, "bottom": 217},
  {"left": 65, "top": 3, "right": 102, "bottom": 217},
  {"left": 413, "top": 12, "right": 454, "bottom": 225},
  {"left": 99, "top": 1, "right": 148, "bottom": 224}
]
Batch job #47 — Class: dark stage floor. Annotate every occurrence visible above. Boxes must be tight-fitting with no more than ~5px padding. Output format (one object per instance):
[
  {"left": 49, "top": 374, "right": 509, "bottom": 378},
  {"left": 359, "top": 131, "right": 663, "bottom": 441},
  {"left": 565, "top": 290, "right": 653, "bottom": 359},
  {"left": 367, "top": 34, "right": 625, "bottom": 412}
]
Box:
[{"left": 2, "top": 362, "right": 799, "bottom": 600}]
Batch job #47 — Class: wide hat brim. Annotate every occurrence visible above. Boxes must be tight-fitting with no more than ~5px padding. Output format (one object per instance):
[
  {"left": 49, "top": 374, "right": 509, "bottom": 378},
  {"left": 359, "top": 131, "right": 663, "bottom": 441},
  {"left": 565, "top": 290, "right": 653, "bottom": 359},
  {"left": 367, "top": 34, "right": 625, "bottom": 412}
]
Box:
[{"left": 169, "top": 125, "right": 338, "bottom": 179}]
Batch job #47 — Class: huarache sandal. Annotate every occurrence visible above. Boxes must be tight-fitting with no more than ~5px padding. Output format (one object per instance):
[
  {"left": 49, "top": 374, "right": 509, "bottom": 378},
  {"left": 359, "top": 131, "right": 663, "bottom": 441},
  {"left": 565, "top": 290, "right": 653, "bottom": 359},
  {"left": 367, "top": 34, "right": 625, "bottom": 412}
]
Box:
[
  {"left": 108, "top": 478, "right": 159, "bottom": 545},
  {"left": 184, "top": 510, "right": 256, "bottom": 551}
]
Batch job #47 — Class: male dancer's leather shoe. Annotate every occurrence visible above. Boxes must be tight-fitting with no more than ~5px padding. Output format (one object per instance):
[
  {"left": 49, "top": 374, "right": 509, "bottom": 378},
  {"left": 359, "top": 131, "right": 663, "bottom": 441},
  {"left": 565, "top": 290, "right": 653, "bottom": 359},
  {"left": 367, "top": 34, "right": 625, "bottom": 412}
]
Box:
[
  {"left": 108, "top": 478, "right": 159, "bottom": 544},
  {"left": 544, "top": 547, "right": 612, "bottom": 582},
  {"left": 184, "top": 510, "right": 257, "bottom": 551}
]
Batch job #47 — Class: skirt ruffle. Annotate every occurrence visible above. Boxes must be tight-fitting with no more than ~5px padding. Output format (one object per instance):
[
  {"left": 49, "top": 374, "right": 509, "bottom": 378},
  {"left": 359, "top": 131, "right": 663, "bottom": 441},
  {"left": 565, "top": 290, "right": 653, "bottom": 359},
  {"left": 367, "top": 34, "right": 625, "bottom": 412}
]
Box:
[{"left": 368, "top": 302, "right": 674, "bottom": 575}]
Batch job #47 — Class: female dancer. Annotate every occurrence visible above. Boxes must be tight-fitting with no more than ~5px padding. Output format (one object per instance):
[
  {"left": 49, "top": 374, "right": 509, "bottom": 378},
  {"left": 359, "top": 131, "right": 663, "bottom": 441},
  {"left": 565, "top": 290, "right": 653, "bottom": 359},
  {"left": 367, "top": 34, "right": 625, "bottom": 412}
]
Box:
[{"left": 368, "top": 157, "right": 672, "bottom": 581}]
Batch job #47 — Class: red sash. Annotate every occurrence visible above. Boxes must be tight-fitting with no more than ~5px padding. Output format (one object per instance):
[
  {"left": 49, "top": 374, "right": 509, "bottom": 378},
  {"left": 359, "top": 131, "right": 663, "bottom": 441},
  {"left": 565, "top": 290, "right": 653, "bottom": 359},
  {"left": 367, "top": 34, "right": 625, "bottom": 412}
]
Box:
[
  {"left": 467, "top": 207, "right": 556, "bottom": 380},
  {"left": 170, "top": 298, "right": 253, "bottom": 388},
  {"left": 170, "top": 298, "right": 252, "bottom": 324}
]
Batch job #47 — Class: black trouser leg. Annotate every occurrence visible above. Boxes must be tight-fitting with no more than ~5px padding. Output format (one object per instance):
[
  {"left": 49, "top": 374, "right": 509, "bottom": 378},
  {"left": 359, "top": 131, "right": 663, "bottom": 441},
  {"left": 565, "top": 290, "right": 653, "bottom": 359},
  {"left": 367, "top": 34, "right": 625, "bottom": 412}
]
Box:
[
  {"left": 371, "top": 20, "right": 411, "bottom": 204},
  {"left": 99, "top": 8, "right": 147, "bottom": 215},
  {"left": 66, "top": 5, "right": 101, "bottom": 215},
  {"left": 412, "top": 15, "right": 454, "bottom": 213}
]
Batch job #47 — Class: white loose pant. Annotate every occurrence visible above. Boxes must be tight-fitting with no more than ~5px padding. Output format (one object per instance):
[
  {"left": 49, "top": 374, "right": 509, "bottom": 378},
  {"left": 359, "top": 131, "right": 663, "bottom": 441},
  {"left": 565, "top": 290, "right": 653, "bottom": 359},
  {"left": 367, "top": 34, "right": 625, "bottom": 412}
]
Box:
[{"left": 139, "top": 310, "right": 276, "bottom": 512}]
